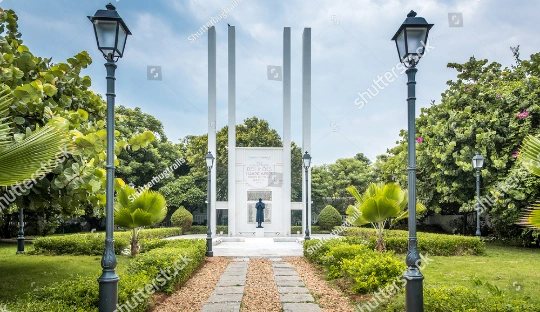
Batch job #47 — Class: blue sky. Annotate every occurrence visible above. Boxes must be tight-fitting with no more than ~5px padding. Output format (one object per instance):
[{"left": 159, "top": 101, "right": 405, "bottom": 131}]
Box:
[{"left": 2, "top": 0, "right": 539, "bottom": 165}]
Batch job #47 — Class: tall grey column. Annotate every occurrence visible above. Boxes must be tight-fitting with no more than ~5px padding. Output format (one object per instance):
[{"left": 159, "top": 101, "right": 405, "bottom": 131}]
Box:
[
  {"left": 283, "top": 27, "right": 292, "bottom": 236},
  {"left": 208, "top": 26, "right": 217, "bottom": 237},
  {"left": 228, "top": 26, "right": 236, "bottom": 236},
  {"left": 302, "top": 28, "right": 312, "bottom": 237}
]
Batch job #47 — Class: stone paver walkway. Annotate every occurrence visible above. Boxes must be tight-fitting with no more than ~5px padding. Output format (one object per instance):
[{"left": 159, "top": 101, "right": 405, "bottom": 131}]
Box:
[
  {"left": 201, "top": 258, "right": 323, "bottom": 312},
  {"left": 201, "top": 261, "right": 248, "bottom": 312},
  {"left": 271, "top": 260, "right": 322, "bottom": 312}
]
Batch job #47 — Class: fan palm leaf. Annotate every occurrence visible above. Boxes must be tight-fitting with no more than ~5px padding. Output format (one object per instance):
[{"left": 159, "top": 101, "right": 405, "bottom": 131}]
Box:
[{"left": 0, "top": 91, "right": 73, "bottom": 186}]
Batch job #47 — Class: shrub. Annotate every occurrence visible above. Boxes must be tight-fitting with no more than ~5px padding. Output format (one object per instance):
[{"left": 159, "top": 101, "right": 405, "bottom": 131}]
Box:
[
  {"left": 31, "top": 228, "right": 184, "bottom": 256},
  {"left": 303, "top": 237, "right": 347, "bottom": 264},
  {"left": 171, "top": 207, "right": 193, "bottom": 234},
  {"left": 322, "top": 243, "right": 369, "bottom": 278},
  {"left": 344, "top": 227, "right": 486, "bottom": 256},
  {"left": 188, "top": 225, "right": 207, "bottom": 234},
  {"left": 317, "top": 205, "right": 343, "bottom": 230},
  {"left": 291, "top": 225, "right": 331, "bottom": 234},
  {"left": 342, "top": 251, "right": 405, "bottom": 294},
  {"left": 127, "top": 239, "right": 206, "bottom": 294},
  {"left": 32, "top": 233, "right": 130, "bottom": 255}
]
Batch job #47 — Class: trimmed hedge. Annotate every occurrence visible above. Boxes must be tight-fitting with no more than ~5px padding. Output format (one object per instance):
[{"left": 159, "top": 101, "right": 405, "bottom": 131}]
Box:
[
  {"left": 9, "top": 239, "right": 206, "bottom": 312},
  {"left": 32, "top": 228, "right": 183, "bottom": 255},
  {"left": 343, "top": 227, "right": 485, "bottom": 256},
  {"left": 291, "top": 225, "right": 331, "bottom": 234},
  {"left": 188, "top": 225, "right": 228, "bottom": 235}
]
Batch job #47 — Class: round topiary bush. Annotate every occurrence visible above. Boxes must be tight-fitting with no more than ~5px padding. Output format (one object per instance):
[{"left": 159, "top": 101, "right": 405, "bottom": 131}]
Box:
[
  {"left": 317, "top": 205, "right": 343, "bottom": 230},
  {"left": 171, "top": 207, "right": 193, "bottom": 234}
]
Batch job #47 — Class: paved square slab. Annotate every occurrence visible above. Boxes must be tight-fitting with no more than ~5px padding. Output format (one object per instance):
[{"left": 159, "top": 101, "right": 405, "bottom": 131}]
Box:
[
  {"left": 280, "top": 293, "right": 315, "bottom": 303},
  {"left": 206, "top": 293, "right": 244, "bottom": 303},
  {"left": 275, "top": 280, "right": 305, "bottom": 287},
  {"left": 212, "top": 286, "right": 245, "bottom": 295},
  {"left": 201, "top": 303, "right": 240, "bottom": 312},
  {"left": 274, "top": 275, "right": 302, "bottom": 282},
  {"left": 273, "top": 269, "right": 298, "bottom": 276},
  {"left": 216, "top": 278, "right": 246, "bottom": 287},
  {"left": 282, "top": 303, "right": 322, "bottom": 312},
  {"left": 278, "top": 286, "right": 310, "bottom": 294},
  {"left": 272, "top": 262, "right": 293, "bottom": 268}
]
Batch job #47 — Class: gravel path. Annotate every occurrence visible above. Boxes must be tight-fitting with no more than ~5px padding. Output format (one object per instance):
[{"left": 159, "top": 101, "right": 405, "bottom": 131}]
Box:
[
  {"left": 285, "top": 257, "right": 356, "bottom": 312},
  {"left": 152, "top": 257, "right": 231, "bottom": 312},
  {"left": 240, "top": 258, "right": 282, "bottom": 312}
]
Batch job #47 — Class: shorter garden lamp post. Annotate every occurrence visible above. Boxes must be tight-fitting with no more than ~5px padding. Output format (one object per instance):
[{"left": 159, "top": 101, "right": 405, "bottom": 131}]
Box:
[
  {"left": 16, "top": 208, "right": 24, "bottom": 254},
  {"left": 88, "top": 3, "right": 131, "bottom": 312},
  {"left": 392, "top": 9, "right": 433, "bottom": 312},
  {"left": 302, "top": 151, "right": 312, "bottom": 240},
  {"left": 205, "top": 151, "right": 215, "bottom": 257},
  {"left": 472, "top": 154, "right": 484, "bottom": 237}
]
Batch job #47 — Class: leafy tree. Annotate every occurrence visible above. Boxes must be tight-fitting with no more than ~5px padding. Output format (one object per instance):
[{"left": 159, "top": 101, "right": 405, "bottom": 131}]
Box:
[
  {"left": 375, "top": 50, "right": 540, "bottom": 242},
  {"left": 0, "top": 9, "right": 154, "bottom": 235},
  {"left": 159, "top": 176, "right": 206, "bottom": 214},
  {"left": 114, "top": 179, "right": 167, "bottom": 255},
  {"left": 346, "top": 183, "right": 426, "bottom": 251},
  {"left": 312, "top": 157, "right": 374, "bottom": 214},
  {"left": 115, "top": 106, "right": 186, "bottom": 190},
  {"left": 517, "top": 135, "right": 540, "bottom": 229}
]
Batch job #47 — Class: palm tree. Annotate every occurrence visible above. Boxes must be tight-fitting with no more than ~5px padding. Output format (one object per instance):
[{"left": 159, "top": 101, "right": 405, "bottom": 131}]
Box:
[
  {"left": 114, "top": 179, "right": 167, "bottom": 255},
  {"left": 346, "top": 182, "right": 426, "bottom": 251},
  {"left": 0, "top": 90, "right": 73, "bottom": 186},
  {"left": 517, "top": 135, "right": 540, "bottom": 229}
]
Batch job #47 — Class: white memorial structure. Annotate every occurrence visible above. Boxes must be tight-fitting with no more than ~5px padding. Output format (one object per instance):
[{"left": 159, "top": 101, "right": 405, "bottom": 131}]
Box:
[{"left": 207, "top": 26, "right": 311, "bottom": 237}]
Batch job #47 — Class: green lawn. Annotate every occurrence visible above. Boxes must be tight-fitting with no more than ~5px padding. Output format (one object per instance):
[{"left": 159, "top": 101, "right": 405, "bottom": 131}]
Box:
[
  {"left": 0, "top": 243, "right": 131, "bottom": 303},
  {"left": 369, "top": 243, "right": 540, "bottom": 311},
  {"left": 422, "top": 243, "right": 540, "bottom": 301}
]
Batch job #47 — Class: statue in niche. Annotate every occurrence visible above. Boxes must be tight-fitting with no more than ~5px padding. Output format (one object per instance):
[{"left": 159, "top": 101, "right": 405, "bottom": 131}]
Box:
[{"left": 255, "top": 198, "right": 265, "bottom": 228}]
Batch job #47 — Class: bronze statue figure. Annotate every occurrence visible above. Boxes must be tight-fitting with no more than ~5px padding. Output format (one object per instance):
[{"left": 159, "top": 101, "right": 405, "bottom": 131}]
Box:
[{"left": 256, "top": 198, "right": 265, "bottom": 228}]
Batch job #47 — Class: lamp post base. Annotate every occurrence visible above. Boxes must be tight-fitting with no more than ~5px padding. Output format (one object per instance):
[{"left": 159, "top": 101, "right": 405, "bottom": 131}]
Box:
[
  {"left": 206, "top": 236, "right": 213, "bottom": 257},
  {"left": 405, "top": 268, "right": 424, "bottom": 312},
  {"left": 98, "top": 270, "right": 120, "bottom": 312},
  {"left": 16, "top": 237, "right": 25, "bottom": 254}
]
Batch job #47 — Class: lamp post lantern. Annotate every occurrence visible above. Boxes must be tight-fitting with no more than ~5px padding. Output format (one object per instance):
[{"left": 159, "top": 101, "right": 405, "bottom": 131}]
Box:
[
  {"left": 472, "top": 154, "right": 484, "bottom": 237},
  {"left": 302, "top": 151, "right": 312, "bottom": 240},
  {"left": 88, "top": 4, "right": 131, "bottom": 311},
  {"left": 205, "top": 151, "right": 215, "bottom": 257},
  {"left": 392, "top": 10, "right": 433, "bottom": 312}
]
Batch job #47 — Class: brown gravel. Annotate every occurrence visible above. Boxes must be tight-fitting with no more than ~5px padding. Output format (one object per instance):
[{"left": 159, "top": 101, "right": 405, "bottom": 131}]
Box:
[
  {"left": 152, "top": 257, "right": 232, "bottom": 312},
  {"left": 240, "top": 259, "right": 282, "bottom": 312},
  {"left": 285, "top": 257, "right": 356, "bottom": 312}
]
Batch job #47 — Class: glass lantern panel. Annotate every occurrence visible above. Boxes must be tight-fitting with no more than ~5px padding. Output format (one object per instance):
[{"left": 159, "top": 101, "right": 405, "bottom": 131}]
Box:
[
  {"left": 95, "top": 20, "right": 118, "bottom": 56},
  {"left": 396, "top": 30, "right": 406, "bottom": 61},
  {"left": 117, "top": 24, "right": 128, "bottom": 56},
  {"left": 405, "top": 27, "right": 427, "bottom": 55}
]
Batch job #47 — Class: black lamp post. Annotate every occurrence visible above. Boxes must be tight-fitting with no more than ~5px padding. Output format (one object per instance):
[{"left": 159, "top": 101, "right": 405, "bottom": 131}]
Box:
[
  {"left": 472, "top": 154, "right": 484, "bottom": 237},
  {"left": 392, "top": 10, "right": 433, "bottom": 312},
  {"left": 88, "top": 4, "right": 131, "bottom": 312},
  {"left": 302, "top": 151, "right": 312, "bottom": 240},
  {"left": 16, "top": 207, "right": 24, "bottom": 254},
  {"left": 205, "top": 151, "right": 215, "bottom": 257}
]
